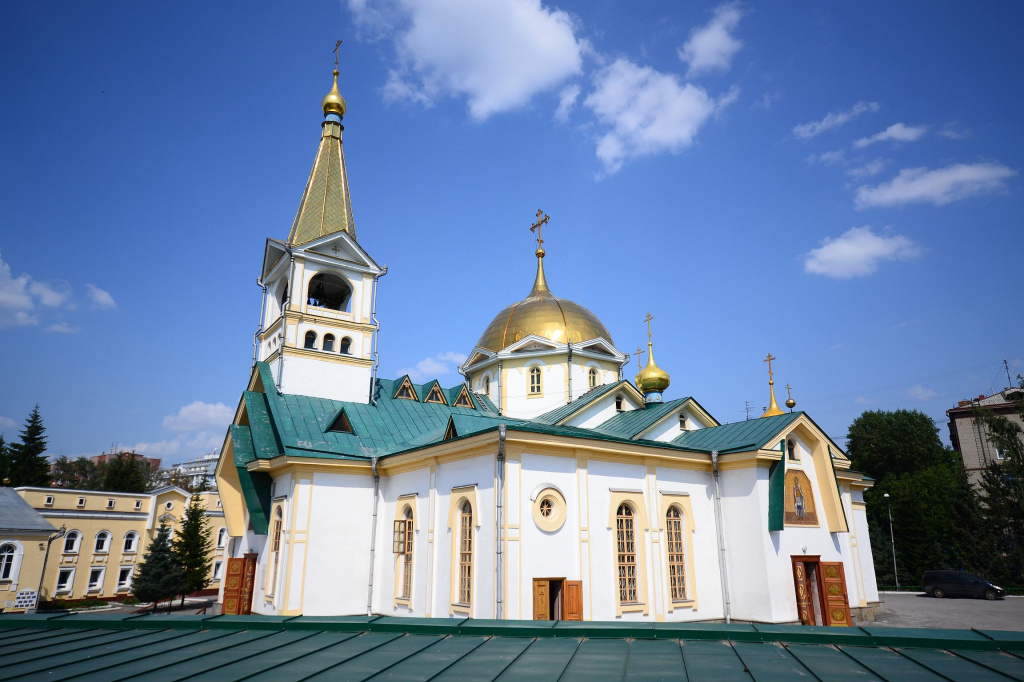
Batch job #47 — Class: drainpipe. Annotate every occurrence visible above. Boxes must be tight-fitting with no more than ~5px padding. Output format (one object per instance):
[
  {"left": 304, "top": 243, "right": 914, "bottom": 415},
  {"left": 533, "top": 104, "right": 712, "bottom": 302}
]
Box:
[
  {"left": 367, "top": 266, "right": 388, "bottom": 405},
  {"left": 30, "top": 524, "right": 66, "bottom": 613},
  {"left": 496, "top": 361, "right": 503, "bottom": 415},
  {"left": 366, "top": 456, "right": 380, "bottom": 616},
  {"left": 566, "top": 341, "right": 573, "bottom": 404},
  {"left": 495, "top": 424, "right": 506, "bottom": 619},
  {"left": 252, "top": 279, "right": 268, "bottom": 369},
  {"left": 620, "top": 355, "right": 629, "bottom": 382},
  {"left": 276, "top": 256, "right": 296, "bottom": 392},
  {"left": 711, "top": 449, "right": 731, "bottom": 623}
]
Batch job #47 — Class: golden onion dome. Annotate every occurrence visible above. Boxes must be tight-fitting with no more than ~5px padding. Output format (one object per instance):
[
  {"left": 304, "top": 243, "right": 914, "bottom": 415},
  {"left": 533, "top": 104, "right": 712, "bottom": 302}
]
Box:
[
  {"left": 635, "top": 342, "right": 671, "bottom": 394},
  {"left": 322, "top": 69, "right": 347, "bottom": 117},
  {"left": 474, "top": 248, "right": 614, "bottom": 352}
]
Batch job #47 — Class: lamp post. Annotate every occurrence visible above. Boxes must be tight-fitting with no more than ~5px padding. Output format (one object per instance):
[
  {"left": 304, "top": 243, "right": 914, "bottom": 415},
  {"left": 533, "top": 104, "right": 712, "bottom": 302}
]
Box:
[{"left": 884, "top": 493, "right": 899, "bottom": 590}]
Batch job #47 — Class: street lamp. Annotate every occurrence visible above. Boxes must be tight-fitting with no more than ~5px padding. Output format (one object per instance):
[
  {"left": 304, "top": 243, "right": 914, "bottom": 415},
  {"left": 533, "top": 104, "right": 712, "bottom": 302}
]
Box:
[{"left": 884, "top": 493, "right": 899, "bottom": 590}]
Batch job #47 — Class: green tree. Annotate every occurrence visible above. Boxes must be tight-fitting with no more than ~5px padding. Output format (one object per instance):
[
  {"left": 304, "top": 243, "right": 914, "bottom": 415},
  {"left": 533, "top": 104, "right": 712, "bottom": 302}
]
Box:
[
  {"left": 172, "top": 495, "right": 213, "bottom": 605},
  {"left": 8, "top": 405, "right": 51, "bottom": 487},
  {"left": 848, "top": 409, "right": 986, "bottom": 585},
  {"left": 974, "top": 375, "right": 1024, "bottom": 585},
  {"left": 132, "top": 524, "right": 185, "bottom": 612},
  {"left": 0, "top": 435, "right": 10, "bottom": 484},
  {"left": 102, "top": 453, "right": 152, "bottom": 493},
  {"left": 50, "top": 456, "right": 104, "bottom": 490}
]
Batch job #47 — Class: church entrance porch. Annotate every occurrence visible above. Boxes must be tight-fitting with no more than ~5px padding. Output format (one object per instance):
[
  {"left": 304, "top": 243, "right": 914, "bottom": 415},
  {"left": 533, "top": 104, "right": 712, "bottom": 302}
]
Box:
[
  {"left": 532, "top": 578, "right": 583, "bottom": 620},
  {"left": 791, "top": 556, "right": 851, "bottom": 626}
]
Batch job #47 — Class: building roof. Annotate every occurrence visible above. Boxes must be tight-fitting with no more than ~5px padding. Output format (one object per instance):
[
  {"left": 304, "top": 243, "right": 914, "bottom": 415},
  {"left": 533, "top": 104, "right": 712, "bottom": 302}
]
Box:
[
  {"left": 533, "top": 381, "right": 631, "bottom": 425},
  {"left": 286, "top": 110, "right": 356, "bottom": 246},
  {"left": 596, "top": 397, "right": 693, "bottom": 438},
  {"left": 0, "top": 487, "right": 55, "bottom": 534},
  {"left": 2, "top": 613, "right": 1022, "bottom": 680},
  {"left": 671, "top": 412, "right": 803, "bottom": 454}
]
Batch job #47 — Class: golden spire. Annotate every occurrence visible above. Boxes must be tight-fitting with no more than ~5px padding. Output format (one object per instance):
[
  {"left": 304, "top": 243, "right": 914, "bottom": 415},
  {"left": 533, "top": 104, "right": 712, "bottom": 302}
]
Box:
[
  {"left": 528, "top": 209, "right": 551, "bottom": 297},
  {"left": 635, "top": 313, "right": 670, "bottom": 401},
  {"left": 322, "top": 40, "right": 347, "bottom": 118},
  {"left": 785, "top": 383, "right": 796, "bottom": 411},
  {"left": 761, "top": 353, "right": 785, "bottom": 417}
]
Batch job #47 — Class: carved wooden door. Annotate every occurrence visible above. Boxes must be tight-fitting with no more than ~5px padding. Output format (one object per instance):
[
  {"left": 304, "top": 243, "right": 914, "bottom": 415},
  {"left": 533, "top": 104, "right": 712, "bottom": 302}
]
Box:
[
  {"left": 820, "top": 562, "right": 852, "bottom": 627},
  {"left": 563, "top": 581, "right": 583, "bottom": 621},
  {"left": 221, "top": 558, "right": 245, "bottom": 615},
  {"left": 240, "top": 552, "right": 257, "bottom": 615},
  {"left": 792, "top": 560, "right": 815, "bottom": 625},
  {"left": 533, "top": 579, "right": 550, "bottom": 620}
]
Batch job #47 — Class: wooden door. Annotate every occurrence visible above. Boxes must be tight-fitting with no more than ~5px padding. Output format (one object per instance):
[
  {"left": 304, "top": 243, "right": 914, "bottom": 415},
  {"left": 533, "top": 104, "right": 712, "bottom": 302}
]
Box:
[
  {"left": 563, "top": 581, "right": 583, "bottom": 621},
  {"left": 820, "top": 562, "right": 852, "bottom": 627},
  {"left": 533, "top": 579, "right": 550, "bottom": 620},
  {"left": 240, "top": 552, "right": 257, "bottom": 615},
  {"left": 791, "top": 560, "right": 814, "bottom": 626},
  {"left": 222, "top": 558, "right": 246, "bottom": 615}
]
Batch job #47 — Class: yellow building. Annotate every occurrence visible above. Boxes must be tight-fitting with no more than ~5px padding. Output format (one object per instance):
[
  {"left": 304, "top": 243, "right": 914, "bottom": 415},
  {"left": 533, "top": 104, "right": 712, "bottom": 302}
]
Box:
[
  {"left": 1, "top": 488, "right": 57, "bottom": 612},
  {"left": 14, "top": 486, "right": 227, "bottom": 603}
]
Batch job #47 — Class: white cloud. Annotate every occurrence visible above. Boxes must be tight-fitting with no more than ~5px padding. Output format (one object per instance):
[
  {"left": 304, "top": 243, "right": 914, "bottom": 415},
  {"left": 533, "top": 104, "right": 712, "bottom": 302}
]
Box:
[
  {"left": 907, "top": 385, "right": 937, "bottom": 401},
  {"left": 46, "top": 321, "right": 80, "bottom": 334},
  {"left": 0, "top": 251, "right": 76, "bottom": 329},
  {"left": 162, "top": 401, "right": 233, "bottom": 432},
  {"left": 855, "top": 162, "right": 1016, "bottom": 208},
  {"left": 353, "top": 0, "right": 584, "bottom": 121},
  {"left": 804, "top": 226, "right": 920, "bottom": 279},
  {"left": 805, "top": 149, "right": 846, "bottom": 166},
  {"left": 0, "top": 416, "right": 17, "bottom": 432},
  {"left": 555, "top": 84, "right": 581, "bottom": 121},
  {"left": 853, "top": 122, "right": 928, "bottom": 148},
  {"left": 86, "top": 284, "right": 117, "bottom": 310},
  {"left": 584, "top": 59, "right": 730, "bottom": 176},
  {"left": 678, "top": 2, "right": 744, "bottom": 78},
  {"left": 938, "top": 121, "right": 971, "bottom": 140},
  {"left": 28, "top": 281, "right": 70, "bottom": 307},
  {"left": 398, "top": 351, "right": 468, "bottom": 383},
  {"left": 846, "top": 158, "right": 889, "bottom": 179},
  {"left": 792, "top": 101, "right": 880, "bottom": 140}
]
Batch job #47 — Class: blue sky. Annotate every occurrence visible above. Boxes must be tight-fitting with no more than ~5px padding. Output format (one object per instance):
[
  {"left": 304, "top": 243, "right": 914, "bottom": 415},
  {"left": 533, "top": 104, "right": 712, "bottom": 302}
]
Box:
[{"left": 1, "top": 1, "right": 1021, "bottom": 464}]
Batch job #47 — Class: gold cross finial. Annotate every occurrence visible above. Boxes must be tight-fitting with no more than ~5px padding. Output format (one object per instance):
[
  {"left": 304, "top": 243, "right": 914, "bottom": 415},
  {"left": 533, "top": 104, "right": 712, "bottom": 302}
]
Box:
[
  {"left": 530, "top": 209, "right": 550, "bottom": 254},
  {"left": 785, "top": 383, "right": 793, "bottom": 400},
  {"left": 764, "top": 353, "right": 776, "bottom": 384},
  {"left": 333, "top": 40, "right": 342, "bottom": 70},
  {"left": 635, "top": 346, "right": 646, "bottom": 372},
  {"left": 644, "top": 313, "right": 654, "bottom": 343}
]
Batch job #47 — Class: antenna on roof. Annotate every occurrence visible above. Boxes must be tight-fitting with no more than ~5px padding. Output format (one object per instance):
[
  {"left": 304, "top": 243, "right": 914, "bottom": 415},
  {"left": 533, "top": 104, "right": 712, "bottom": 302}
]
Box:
[{"left": 744, "top": 401, "right": 753, "bottom": 421}]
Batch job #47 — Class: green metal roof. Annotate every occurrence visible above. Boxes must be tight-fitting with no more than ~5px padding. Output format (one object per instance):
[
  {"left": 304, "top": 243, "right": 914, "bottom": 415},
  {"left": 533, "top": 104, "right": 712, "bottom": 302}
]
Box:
[
  {"left": 1, "top": 614, "right": 1022, "bottom": 680},
  {"left": 534, "top": 381, "right": 631, "bottom": 425},
  {"left": 671, "top": 412, "right": 803, "bottom": 454},
  {"left": 596, "top": 397, "right": 693, "bottom": 439}
]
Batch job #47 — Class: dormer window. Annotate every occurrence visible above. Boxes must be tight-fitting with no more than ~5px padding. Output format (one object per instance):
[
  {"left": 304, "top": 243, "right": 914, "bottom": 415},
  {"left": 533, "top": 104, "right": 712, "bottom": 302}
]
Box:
[
  {"left": 679, "top": 414, "right": 686, "bottom": 431},
  {"left": 615, "top": 395, "right": 624, "bottom": 412},
  {"left": 394, "top": 377, "right": 418, "bottom": 401},
  {"left": 323, "top": 334, "right": 335, "bottom": 352},
  {"left": 303, "top": 330, "right": 317, "bottom": 349},
  {"left": 453, "top": 386, "right": 475, "bottom": 409},
  {"left": 425, "top": 385, "right": 447, "bottom": 404},
  {"left": 306, "top": 272, "right": 351, "bottom": 311},
  {"left": 340, "top": 337, "right": 352, "bottom": 355}
]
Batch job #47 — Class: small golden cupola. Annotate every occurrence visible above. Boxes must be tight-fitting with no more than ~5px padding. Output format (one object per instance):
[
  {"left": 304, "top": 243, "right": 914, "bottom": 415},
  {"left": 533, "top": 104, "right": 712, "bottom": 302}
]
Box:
[
  {"left": 322, "top": 69, "right": 347, "bottom": 118},
  {"left": 635, "top": 313, "right": 670, "bottom": 403},
  {"left": 761, "top": 353, "right": 786, "bottom": 417}
]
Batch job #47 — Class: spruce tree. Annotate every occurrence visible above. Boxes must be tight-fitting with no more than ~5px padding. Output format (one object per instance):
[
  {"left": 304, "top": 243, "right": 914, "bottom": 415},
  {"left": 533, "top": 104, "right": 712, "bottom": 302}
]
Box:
[
  {"left": 8, "top": 405, "right": 51, "bottom": 487},
  {"left": 133, "top": 524, "right": 185, "bottom": 612},
  {"left": 172, "top": 495, "right": 213, "bottom": 605},
  {"left": 0, "top": 435, "right": 9, "bottom": 484},
  {"left": 102, "top": 453, "right": 151, "bottom": 493}
]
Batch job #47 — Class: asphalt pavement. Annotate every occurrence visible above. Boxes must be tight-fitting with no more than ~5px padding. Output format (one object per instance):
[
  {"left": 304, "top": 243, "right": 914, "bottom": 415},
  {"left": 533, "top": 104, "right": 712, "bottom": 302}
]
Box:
[{"left": 872, "top": 592, "right": 1024, "bottom": 630}]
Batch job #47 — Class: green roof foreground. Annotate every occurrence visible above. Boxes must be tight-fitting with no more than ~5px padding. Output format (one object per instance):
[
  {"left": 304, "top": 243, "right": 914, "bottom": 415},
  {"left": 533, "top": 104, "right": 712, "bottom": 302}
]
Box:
[{"left": 1, "top": 614, "right": 1022, "bottom": 681}]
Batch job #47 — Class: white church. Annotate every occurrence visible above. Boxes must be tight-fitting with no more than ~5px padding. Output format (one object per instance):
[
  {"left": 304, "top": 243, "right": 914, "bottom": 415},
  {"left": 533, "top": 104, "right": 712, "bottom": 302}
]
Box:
[{"left": 214, "top": 66, "right": 880, "bottom": 626}]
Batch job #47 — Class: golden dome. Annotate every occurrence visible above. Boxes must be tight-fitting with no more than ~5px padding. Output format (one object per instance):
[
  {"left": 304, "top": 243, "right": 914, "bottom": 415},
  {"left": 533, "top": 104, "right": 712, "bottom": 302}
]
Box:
[
  {"left": 322, "top": 69, "right": 347, "bottom": 117},
  {"left": 474, "top": 250, "right": 614, "bottom": 352},
  {"left": 635, "top": 342, "right": 670, "bottom": 395}
]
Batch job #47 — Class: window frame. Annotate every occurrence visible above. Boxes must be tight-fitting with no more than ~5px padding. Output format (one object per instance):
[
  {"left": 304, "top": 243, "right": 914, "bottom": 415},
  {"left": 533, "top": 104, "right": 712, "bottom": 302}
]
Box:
[
  {"left": 0, "top": 543, "right": 17, "bottom": 582},
  {"left": 217, "top": 527, "right": 228, "bottom": 548},
  {"left": 322, "top": 333, "right": 336, "bottom": 352},
  {"left": 666, "top": 506, "right": 687, "bottom": 601},
  {"left": 339, "top": 336, "right": 352, "bottom": 355},
  {"left": 267, "top": 506, "right": 284, "bottom": 598},
  {"left": 87, "top": 566, "right": 105, "bottom": 592},
  {"left": 212, "top": 560, "right": 224, "bottom": 582},
  {"left": 458, "top": 500, "right": 473, "bottom": 606},
  {"left": 615, "top": 503, "right": 639, "bottom": 605},
  {"left": 117, "top": 566, "right": 134, "bottom": 591},
  {"left": 660, "top": 493, "right": 697, "bottom": 612},
  {"left": 303, "top": 330, "right": 317, "bottom": 349},
  {"left": 588, "top": 367, "right": 599, "bottom": 389},
  {"left": 607, "top": 492, "right": 649, "bottom": 616},
  {"left": 123, "top": 531, "right": 139, "bottom": 554},
  {"left": 94, "top": 531, "right": 111, "bottom": 554},
  {"left": 63, "top": 531, "right": 82, "bottom": 555},
  {"left": 393, "top": 504, "right": 415, "bottom": 602},
  {"left": 528, "top": 365, "right": 543, "bottom": 396},
  {"left": 55, "top": 567, "right": 75, "bottom": 594}
]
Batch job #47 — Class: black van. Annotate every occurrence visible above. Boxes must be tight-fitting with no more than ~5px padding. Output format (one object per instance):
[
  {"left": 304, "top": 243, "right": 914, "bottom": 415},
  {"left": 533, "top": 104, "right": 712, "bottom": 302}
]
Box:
[{"left": 922, "top": 570, "right": 1006, "bottom": 600}]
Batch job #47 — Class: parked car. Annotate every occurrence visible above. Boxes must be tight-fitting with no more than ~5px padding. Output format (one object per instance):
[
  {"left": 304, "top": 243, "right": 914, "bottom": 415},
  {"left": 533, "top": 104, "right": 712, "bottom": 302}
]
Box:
[{"left": 922, "top": 571, "right": 1006, "bottom": 600}]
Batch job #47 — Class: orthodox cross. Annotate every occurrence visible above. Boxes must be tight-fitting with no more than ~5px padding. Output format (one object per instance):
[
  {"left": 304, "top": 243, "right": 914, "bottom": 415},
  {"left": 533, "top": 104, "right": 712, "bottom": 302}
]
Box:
[
  {"left": 764, "top": 353, "right": 776, "bottom": 383},
  {"left": 333, "top": 40, "right": 342, "bottom": 69},
  {"left": 644, "top": 313, "right": 654, "bottom": 343},
  {"left": 785, "top": 384, "right": 793, "bottom": 400},
  {"left": 530, "top": 209, "right": 550, "bottom": 251},
  {"left": 635, "top": 346, "right": 646, "bottom": 372}
]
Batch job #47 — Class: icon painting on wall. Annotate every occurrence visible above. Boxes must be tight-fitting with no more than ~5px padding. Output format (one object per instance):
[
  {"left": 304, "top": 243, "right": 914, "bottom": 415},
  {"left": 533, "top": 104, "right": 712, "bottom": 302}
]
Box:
[{"left": 784, "top": 470, "right": 818, "bottom": 526}]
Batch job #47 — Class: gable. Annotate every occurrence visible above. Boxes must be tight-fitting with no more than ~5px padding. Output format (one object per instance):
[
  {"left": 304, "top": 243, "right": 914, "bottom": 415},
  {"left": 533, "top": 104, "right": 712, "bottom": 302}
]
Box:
[{"left": 393, "top": 376, "right": 419, "bottom": 401}]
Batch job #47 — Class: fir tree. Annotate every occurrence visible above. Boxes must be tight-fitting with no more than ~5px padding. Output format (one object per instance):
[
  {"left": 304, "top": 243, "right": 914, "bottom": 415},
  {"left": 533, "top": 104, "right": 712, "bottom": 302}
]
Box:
[
  {"left": 0, "top": 435, "right": 10, "bottom": 484},
  {"left": 8, "top": 405, "right": 50, "bottom": 487},
  {"left": 172, "top": 495, "right": 213, "bottom": 605},
  {"left": 133, "top": 524, "right": 185, "bottom": 612},
  {"left": 102, "top": 453, "right": 152, "bottom": 493}
]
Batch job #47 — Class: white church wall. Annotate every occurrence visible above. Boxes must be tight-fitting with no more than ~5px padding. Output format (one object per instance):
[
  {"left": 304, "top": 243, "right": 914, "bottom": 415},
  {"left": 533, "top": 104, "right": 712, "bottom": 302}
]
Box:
[
  {"left": 503, "top": 361, "right": 568, "bottom": 419},
  {"left": 851, "top": 502, "right": 879, "bottom": 603},
  {"left": 718, "top": 467, "right": 775, "bottom": 622},
  {"left": 278, "top": 354, "right": 370, "bottom": 402},
  {"left": 375, "top": 467, "right": 432, "bottom": 616},
  {"left": 518, "top": 452, "right": 580, "bottom": 619},
  {"left": 566, "top": 390, "right": 640, "bottom": 430},
  {"left": 640, "top": 411, "right": 690, "bottom": 443}
]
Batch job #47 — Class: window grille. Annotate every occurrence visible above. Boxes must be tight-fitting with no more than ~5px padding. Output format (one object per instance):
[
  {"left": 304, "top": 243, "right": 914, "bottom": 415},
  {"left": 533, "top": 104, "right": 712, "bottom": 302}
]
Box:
[{"left": 616, "top": 504, "right": 638, "bottom": 604}]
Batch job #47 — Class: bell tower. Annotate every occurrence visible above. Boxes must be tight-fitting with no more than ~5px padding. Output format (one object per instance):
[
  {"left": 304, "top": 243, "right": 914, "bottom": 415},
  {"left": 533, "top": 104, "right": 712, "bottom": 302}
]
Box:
[{"left": 254, "top": 56, "right": 385, "bottom": 403}]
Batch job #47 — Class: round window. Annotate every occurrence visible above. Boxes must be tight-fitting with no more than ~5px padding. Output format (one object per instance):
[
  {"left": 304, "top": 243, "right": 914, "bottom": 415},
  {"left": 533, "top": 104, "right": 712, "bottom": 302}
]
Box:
[{"left": 532, "top": 488, "right": 566, "bottom": 532}]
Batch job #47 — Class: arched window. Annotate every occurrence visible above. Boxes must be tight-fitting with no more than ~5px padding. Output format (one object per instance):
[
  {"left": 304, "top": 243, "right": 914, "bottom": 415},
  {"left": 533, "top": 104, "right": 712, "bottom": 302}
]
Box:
[
  {"left": 0, "top": 544, "right": 15, "bottom": 581},
  {"left": 483, "top": 376, "right": 490, "bottom": 395},
  {"left": 217, "top": 528, "right": 228, "bottom": 548},
  {"left": 339, "top": 337, "right": 352, "bottom": 355},
  {"left": 666, "top": 507, "right": 687, "bottom": 601},
  {"left": 588, "top": 367, "right": 599, "bottom": 389},
  {"left": 529, "top": 366, "right": 542, "bottom": 395},
  {"left": 306, "top": 272, "right": 351, "bottom": 311},
  {"left": 615, "top": 504, "right": 638, "bottom": 604},
  {"left": 123, "top": 532, "right": 139, "bottom": 553},
  {"left": 615, "top": 395, "right": 624, "bottom": 412},
  {"left": 303, "top": 330, "right": 317, "bottom": 349},
  {"left": 393, "top": 506, "right": 414, "bottom": 599},
  {"left": 94, "top": 531, "right": 111, "bottom": 554},
  {"left": 679, "top": 414, "right": 686, "bottom": 431},
  {"left": 268, "top": 507, "right": 283, "bottom": 596},
  {"left": 458, "top": 501, "right": 473, "bottom": 605},
  {"left": 323, "top": 333, "right": 335, "bottom": 352},
  {"left": 63, "top": 531, "right": 81, "bottom": 554}
]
